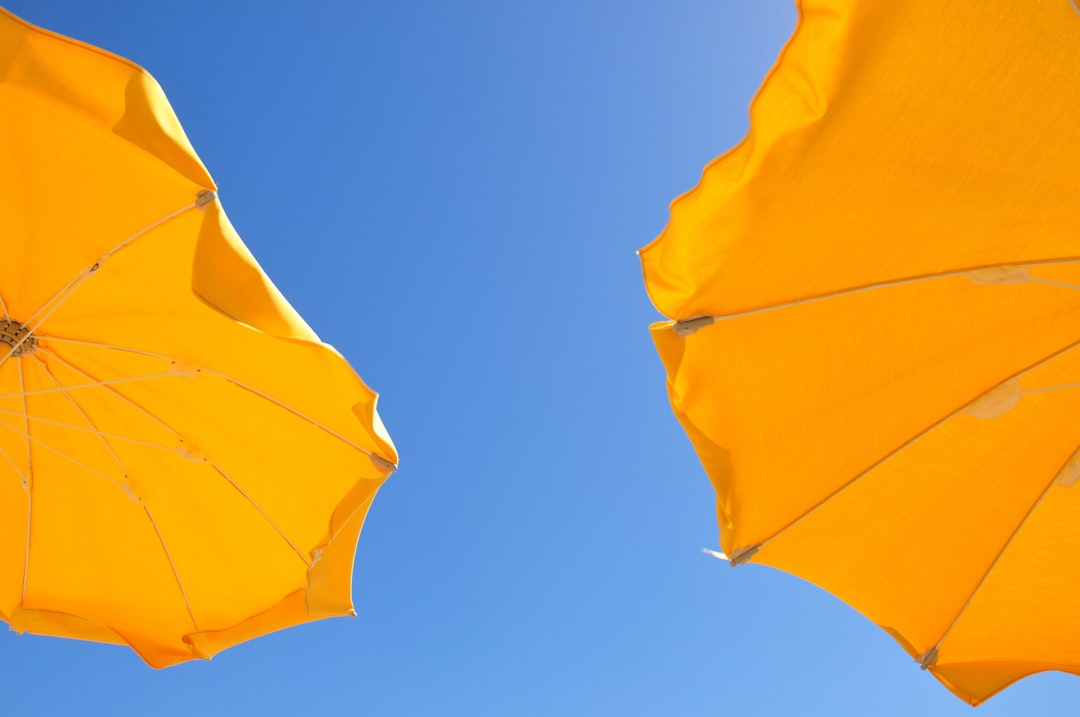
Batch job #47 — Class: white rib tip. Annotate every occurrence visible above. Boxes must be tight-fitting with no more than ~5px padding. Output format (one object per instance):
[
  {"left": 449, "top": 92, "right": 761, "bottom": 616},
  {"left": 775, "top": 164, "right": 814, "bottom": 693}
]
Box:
[{"left": 701, "top": 547, "right": 728, "bottom": 560}]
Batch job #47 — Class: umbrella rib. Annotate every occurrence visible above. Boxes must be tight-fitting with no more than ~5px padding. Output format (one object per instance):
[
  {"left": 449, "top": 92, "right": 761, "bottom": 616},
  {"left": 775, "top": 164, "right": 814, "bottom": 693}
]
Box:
[
  {"left": 0, "top": 198, "right": 204, "bottom": 369},
  {"left": 1019, "top": 381, "right": 1080, "bottom": 397},
  {"left": 675, "top": 256, "right": 1080, "bottom": 329},
  {"left": 142, "top": 503, "right": 199, "bottom": 632},
  {"left": 327, "top": 492, "right": 376, "bottom": 545},
  {"left": 39, "top": 338, "right": 202, "bottom": 634},
  {"left": 36, "top": 336, "right": 172, "bottom": 361},
  {"left": 210, "top": 464, "right": 313, "bottom": 568},
  {"left": 15, "top": 359, "right": 32, "bottom": 606},
  {"left": 1029, "top": 277, "right": 1080, "bottom": 292},
  {"left": 25, "top": 348, "right": 182, "bottom": 622},
  {"left": 94, "top": 197, "right": 208, "bottom": 265},
  {"left": 917, "top": 469, "right": 1060, "bottom": 669},
  {"left": 21, "top": 486, "right": 31, "bottom": 608},
  {"left": 15, "top": 360, "right": 32, "bottom": 490},
  {"left": 751, "top": 333, "right": 1080, "bottom": 558},
  {"left": 0, "top": 372, "right": 176, "bottom": 399},
  {"left": 0, "top": 407, "right": 178, "bottom": 452},
  {"left": 39, "top": 345, "right": 315, "bottom": 569},
  {"left": 38, "top": 347, "right": 177, "bottom": 434},
  {"left": 0, "top": 440, "right": 32, "bottom": 605},
  {"left": 0, "top": 419, "right": 127, "bottom": 490},
  {"left": 39, "top": 335, "right": 392, "bottom": 465},
  {"left": 0, "top": 293, "right": 9, "bottom": 319},
  {"left": 210, "top": 371, "right": 382, "bottom": 461},
  {"left": 0, "top": 442, "right": 27, "bottom": 485},
  {"left": 28, "top": 353, "right": 129, "bottom": 474}
]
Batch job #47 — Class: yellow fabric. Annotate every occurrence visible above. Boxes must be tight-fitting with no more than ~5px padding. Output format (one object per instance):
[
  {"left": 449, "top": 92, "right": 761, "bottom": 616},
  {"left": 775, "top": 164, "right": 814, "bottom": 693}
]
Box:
[
  {"left": 641, "top": 0, "right": 1080, "bottom": 705},
  {"left": 0, "top": 8, "right": 397, "bottom": 666}
]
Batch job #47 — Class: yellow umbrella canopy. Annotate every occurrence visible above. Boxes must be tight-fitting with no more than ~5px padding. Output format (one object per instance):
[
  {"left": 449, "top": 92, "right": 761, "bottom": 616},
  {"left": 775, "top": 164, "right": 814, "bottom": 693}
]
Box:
[
  {"left": 0, "top": 9, "right": 397, "bottom": 666},
  {"left": 641, "top": 0, "right": 1080, "bottom": 706}
]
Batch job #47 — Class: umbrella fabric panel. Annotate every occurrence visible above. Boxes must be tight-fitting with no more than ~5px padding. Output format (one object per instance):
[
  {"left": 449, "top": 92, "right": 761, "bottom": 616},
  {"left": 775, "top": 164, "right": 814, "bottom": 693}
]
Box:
[
  {"left": 935, "top": 458, "right": 1080, "bottom": 702},
  {"left": 946, "top": 482, "right": 1080, "bottom": 664},
  {"left": 0, "top": 8, "right": 211, "bottom": 184},
  {"left": 0, "top": 9, "right": 211, "bottom": 321},
  {"left": 0, "top": 8, "right": 320, "bottom": 348},
  {"left": 5, "top": 351, "right": 383, "bottom": 666},
  {"left": 755, "top": 347, "right": 1080, "bottom": 702},
  {"left": 654, "top": 270, "right": 1080, "bottom": 554},
  {"left": 38, "top": 204, "right": 391, "bottom": 460},
  {"left": 640, "top": 0, "right": 1080, "bottom": 321},
  {"left": 0, "top": 87, "right": 204, "bottom": 320}
]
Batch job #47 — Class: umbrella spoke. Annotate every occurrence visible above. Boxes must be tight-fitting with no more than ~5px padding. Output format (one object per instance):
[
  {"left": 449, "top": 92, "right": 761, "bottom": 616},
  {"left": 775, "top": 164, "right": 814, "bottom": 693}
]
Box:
[
  {"left": 28, "top": 353, "right": 130, "bottom": 476},
  {"left": 0, "top": 198, "right": 206, "bottom": 370},
  {"left": 0, "top": 443, "right": 27, "bottom": 486},
  {"left": 0, "top": 440, "right": 33, "bottom": 608},
  {"left": 38, "top": 347, "right": 178, "bottom": 435},
  {"left": 917, "top": 468, "right": 1062, "bottom": 669},
  {"left": 142, "top": 504, "right": 199, "bottom": 632},
  {"left": 20, "top": 476, "right": 31, "bottom": 607},
  {"left": 94, "top": 195, "right": 210, "bottom": 266},
  {"left": 326, "top": 492, "right": 375, "bottom": 546},
  {"left": 35, "top": 336, "right": 173, "bottom": 362},
  {"left": 672, "top": 257, "right": 1080, "bottom": 335},
  {"left": 213, "top": 371, "right": 386, "bottom": 464},
  {"left": 0, "top": 408, "right": 178, "bottom": 452},
  {"left": 1030, "top": 276, "right": 1080, "bottom": 292},
  {"left": 1019, "top": 381, "right": 1080, "bottom": 397},
  {"left": 0, "top": 293, "right": 8, "bottom": 320},
  {"left": 38, "top": 348, "right": 213, "bottom": 465},
  {"left": 748, "top": 334, "right": 1080, "bottom": 560},
  {"left": 0, "top": 419, "right": 127, "bottom": 491},
  {"left": 0, "top": 372, "right": 176, "bottom": 400},
  {"left": 40, "top": 346, "right": 315, "bottom": 569},
  {"left": 15, "top": 360, "right": 31, "bottom": 490},
  {"left": 39, "top": 335, "right": 395, "bottom": 468},
  {"left": 210, "top": 464, "right": 313, "bottom": 568},
  {"left": 14, "top": 359, "right": 32, "bottom": 606}
]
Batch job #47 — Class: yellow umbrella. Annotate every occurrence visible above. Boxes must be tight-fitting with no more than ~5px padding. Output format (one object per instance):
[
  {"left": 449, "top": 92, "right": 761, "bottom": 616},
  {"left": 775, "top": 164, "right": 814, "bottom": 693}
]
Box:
[
  {"left": 0, "top": 9, "right": 397, "bottom": 666},
  {"left": 641, "top": 0, "right": 1080, "bottom": 705}
]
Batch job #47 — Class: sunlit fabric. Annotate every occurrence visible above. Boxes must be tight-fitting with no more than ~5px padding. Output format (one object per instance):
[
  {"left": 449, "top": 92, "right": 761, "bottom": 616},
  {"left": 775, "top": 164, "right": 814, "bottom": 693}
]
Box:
[
  {"left": 641, "top": 0, "right": 1080, "bottom": 705},
  {"left": 0, "top": 8, "right": 397, "bottom": 666}
]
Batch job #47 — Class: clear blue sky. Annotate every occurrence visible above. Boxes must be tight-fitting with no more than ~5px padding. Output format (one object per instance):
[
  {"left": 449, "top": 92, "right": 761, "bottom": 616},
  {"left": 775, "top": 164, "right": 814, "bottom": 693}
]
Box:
[{"left": 2, "top": 2, "right": 1078, "bottom": 714}]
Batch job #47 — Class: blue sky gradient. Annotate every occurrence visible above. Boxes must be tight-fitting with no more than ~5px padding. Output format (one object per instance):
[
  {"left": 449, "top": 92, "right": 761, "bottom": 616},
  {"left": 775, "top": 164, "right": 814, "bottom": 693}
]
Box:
[{"left": 2, "top": 2, "right": 1078, "bottom": 714}]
